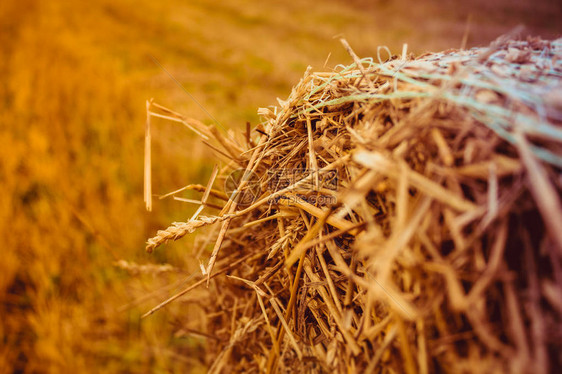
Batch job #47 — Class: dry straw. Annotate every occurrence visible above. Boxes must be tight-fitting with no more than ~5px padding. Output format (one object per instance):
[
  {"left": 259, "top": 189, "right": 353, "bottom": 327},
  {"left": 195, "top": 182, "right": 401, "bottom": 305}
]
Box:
[{"left": 143, "top": 35, "right": 562, "bottom": 373}]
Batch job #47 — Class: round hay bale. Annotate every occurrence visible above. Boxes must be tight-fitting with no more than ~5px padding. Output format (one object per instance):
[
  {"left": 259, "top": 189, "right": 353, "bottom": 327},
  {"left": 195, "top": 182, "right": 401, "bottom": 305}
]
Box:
[{"left": 144, "top": 35, "right": 562, "bottom": 373}]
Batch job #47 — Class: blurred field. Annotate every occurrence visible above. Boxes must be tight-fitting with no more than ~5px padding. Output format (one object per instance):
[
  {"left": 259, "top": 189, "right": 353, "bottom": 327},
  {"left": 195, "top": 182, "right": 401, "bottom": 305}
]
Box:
[{"left": 1, "top": 0, "right": 560, "bottom": 372}]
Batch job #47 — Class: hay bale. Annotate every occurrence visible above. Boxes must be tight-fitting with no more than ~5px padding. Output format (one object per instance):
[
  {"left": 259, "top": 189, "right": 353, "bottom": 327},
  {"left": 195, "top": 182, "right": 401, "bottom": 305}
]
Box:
[{"left": 144, "top": 35, "right": 562, "bottom": 373}]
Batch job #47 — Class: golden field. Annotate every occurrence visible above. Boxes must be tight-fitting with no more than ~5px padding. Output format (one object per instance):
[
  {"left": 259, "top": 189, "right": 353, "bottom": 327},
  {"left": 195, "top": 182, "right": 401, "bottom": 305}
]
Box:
[{"left": 1, "top": 0, "right": 560, "bottom": 372}]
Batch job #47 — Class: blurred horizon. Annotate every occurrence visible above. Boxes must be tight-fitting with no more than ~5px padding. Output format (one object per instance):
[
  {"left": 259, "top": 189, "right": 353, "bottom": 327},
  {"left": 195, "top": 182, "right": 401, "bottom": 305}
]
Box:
[{"left": 1, "top": 0, "right": 561, "bottom": 371}]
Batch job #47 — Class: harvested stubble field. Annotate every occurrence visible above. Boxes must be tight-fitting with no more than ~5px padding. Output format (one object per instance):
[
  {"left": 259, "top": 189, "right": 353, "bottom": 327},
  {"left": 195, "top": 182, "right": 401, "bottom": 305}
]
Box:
[{"left": 1, "top": 0, "right": 562, "bottom": 373}]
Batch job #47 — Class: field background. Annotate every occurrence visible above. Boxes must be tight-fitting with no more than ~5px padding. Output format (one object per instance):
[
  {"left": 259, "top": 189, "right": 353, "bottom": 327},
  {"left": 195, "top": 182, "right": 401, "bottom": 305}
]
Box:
[{"left": 1, "top": 0, "right": 560, "bottom": 372}]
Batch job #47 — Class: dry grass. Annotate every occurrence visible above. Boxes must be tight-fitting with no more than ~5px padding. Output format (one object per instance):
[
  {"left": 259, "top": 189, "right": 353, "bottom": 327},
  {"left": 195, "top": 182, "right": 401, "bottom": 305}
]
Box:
[
  {"left": 144, "top": 36, "right": 562, "bottom": 373},
  {"left": 1, "top": 0, "right": 561, "bottom": 372}
]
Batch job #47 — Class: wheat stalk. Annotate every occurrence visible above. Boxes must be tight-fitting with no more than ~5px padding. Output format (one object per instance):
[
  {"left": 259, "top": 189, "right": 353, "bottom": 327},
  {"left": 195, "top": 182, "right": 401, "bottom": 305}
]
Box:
[{"left": 146, "top": 216, "right": 221, "bottom": 253}]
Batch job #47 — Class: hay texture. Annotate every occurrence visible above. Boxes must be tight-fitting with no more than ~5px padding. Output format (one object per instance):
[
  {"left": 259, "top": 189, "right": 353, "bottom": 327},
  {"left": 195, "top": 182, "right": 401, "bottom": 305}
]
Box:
[{"left": 144, "top": 36, "right": 562, "bottom": 373}]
